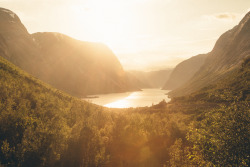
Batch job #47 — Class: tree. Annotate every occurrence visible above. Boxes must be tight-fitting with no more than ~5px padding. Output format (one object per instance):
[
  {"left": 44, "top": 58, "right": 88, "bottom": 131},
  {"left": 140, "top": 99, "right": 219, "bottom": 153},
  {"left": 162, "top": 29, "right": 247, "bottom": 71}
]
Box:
[{"left": 187, "top": 102, "right": 250, "bottom": 166}]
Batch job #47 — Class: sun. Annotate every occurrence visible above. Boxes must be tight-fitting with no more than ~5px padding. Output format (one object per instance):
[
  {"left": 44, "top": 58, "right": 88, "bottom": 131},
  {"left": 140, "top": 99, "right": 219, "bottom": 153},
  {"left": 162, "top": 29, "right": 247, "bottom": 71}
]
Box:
[{"left": 70, "top": 0, "right": 137, "bottom": 49}]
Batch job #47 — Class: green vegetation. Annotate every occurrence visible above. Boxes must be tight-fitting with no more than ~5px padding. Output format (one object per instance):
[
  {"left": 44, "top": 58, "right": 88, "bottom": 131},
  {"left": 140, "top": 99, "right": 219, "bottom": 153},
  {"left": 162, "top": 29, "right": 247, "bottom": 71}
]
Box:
[
  {"left": 187, "top": 102, "right": 249, "bottom": 166},
  {"left": 174, "top": 56, "right": 250, "bottom": 103},
  {"left": 0, "top": 55, "right": 249, "bottom": 167},
  {"left": 0, "top": 56, "right": 112, "bottom": 166},
  {"left": 167, "top": 57, "right": 250, "bottom": 166}
]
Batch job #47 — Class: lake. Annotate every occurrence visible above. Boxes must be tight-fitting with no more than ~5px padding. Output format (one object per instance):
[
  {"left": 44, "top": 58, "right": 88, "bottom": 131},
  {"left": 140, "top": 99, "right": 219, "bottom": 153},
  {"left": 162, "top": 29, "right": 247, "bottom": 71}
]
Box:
[{"left": 83, "top": 89, "right": 171, "bottom": 108}]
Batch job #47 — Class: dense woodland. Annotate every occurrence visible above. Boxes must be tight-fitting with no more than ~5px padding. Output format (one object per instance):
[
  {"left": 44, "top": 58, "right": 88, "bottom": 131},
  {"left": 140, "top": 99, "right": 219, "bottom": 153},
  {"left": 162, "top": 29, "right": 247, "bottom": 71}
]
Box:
[
  {"left": 0, "top": 53, "right": 249, "bottom": 167},
  {"left": 0, "top": 7, "right": 249, "bottom": 167}
]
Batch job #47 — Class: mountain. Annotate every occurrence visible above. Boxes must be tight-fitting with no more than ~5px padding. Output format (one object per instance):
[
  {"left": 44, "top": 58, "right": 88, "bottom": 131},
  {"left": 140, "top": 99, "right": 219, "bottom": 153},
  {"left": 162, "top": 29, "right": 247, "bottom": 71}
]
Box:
[
  {"left": 0, "top": 8, "right": 45, "bottom": 76},
  {"left": 1, "top": 40, "right": 248, "bottom": 167},
  {"left": 0, "top": 8, "right": 139, "bottom": 96},
  {"left": 163, "top": 54, "right": 207, "bottom": 90},
  {"left": 0, "top": 53, "right": 113, "bottom": 166},
  {"left": 173, "top": 56, "right": 250, "bottom": 103},
  {"left": 169, "top": 11, "right": 250, "bottom": 97},
  {"left": 31, "top": 32, "right": 139, "bottom": 96},
  {"left": 128, "top": 69, "right": 173, "bottom": 88},
  {"left": 0, "top": 8, "right": 249, "bottom": 167}
]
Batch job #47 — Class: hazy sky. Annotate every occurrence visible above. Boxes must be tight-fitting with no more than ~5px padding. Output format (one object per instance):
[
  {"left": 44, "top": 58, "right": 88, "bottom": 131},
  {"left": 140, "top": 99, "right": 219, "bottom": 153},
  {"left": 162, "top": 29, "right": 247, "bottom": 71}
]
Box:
[{"left": 1, "top": 0, "right": 250, "bottom": 71}]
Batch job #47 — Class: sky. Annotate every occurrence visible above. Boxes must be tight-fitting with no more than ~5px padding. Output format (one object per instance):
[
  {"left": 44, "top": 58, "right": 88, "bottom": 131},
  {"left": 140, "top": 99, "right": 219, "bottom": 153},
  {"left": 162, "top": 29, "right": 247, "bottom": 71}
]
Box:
[{"left": 1, "top": 0, "right": 250, "bottom": 71}]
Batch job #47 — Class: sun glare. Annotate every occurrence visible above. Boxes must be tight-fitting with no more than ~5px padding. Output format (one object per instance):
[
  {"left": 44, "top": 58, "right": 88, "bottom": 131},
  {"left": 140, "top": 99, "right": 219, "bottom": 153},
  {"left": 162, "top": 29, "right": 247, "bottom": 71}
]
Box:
[{"left": 71, "top": 0, "right": 138, "bottom": 49}]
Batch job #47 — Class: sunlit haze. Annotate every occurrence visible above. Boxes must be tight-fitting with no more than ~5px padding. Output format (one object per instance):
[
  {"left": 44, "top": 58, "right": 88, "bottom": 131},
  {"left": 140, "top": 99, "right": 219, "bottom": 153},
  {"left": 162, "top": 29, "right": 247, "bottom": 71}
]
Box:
[{"left": 1, "top": 0, "right": 250, "bottom": 71}]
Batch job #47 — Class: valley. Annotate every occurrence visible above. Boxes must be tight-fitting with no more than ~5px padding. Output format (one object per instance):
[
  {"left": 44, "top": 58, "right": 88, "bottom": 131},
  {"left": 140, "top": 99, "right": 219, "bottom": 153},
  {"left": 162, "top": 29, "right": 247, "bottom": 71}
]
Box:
[{"left": 0, "top": 6, "right": 249, "bottom": 167}]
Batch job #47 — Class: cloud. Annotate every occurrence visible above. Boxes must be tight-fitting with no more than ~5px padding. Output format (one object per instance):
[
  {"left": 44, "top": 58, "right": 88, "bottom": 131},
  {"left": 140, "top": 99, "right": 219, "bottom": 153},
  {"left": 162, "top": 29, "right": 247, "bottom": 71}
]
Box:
[
  {"left": 203, "top": 12, "right": 241, "bottom": 21},
  {"left": 214, "top": 13, "right": 237, "bottom": 20}
]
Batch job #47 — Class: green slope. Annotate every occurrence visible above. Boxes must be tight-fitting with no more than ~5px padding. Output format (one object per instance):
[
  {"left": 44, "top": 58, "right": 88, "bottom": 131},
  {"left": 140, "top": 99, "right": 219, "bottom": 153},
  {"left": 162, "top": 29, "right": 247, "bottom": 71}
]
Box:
[
  {"left": 0, "top": 55, "right": 113, "bottom": 166},
  {"left": 173, "top": 56, "right": 250, "bottom": 103},
  {"left": 0, "top": 55, "right": 194, "bottom": 167},
  {"left": 0, "top": 54, "right": 249, "bottom": 167}
]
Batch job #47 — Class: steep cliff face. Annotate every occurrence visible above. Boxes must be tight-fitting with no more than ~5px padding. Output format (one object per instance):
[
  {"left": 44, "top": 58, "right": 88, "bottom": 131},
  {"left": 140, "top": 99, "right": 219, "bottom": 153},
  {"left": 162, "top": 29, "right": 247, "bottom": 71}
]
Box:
[
  {"left": 163, "top": 54, "right": 207, "bottom": 90},
  {"left": 0, "top": 8, "right": 139, "bottom": 96},
  {"left": 169, "top": 12, "right": 250, "bottom": 97}
]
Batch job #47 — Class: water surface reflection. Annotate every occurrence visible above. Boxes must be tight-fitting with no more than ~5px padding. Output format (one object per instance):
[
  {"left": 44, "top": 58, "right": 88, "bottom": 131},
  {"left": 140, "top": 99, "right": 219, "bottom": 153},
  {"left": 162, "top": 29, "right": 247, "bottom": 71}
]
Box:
[{"left": 84, "top": 89, "right": 170, "bottom": 108}]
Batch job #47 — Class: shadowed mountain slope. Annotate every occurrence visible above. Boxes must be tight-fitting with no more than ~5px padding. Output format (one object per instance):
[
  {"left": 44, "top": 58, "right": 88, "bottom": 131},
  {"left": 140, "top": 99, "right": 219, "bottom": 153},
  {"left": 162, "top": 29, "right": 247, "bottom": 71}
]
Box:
[
  {"left": 163, "top": 54, "right": 207, "bottom": 90},
  {"left": 169, "top": 11, "right": 250, "bottom": 97},
  {"left": 31, "top": 32, "right": 139, "bottom": 96},
  {"left": 0, "top": 8, "right": 139, "bottom": 96}
]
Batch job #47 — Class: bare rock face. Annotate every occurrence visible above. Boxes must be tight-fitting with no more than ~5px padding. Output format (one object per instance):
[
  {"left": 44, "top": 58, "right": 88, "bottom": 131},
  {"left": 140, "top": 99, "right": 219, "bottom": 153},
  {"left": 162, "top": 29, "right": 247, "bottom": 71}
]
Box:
[
  {"left": 0, "top": 8, "right": 139, "bottom": 96},
  {"left": 169, "top": 12, "right": 250, "bottom": 97}
]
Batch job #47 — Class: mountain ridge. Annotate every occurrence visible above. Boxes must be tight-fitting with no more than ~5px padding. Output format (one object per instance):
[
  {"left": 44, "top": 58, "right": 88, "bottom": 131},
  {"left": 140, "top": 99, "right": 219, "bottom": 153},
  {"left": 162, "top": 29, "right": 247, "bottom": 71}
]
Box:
[
  {"left": 168, "top": 11, "right": 250, "bottom": 97},
  {"left": 0, "top": 7, "right": 139, "bottom": 96}
]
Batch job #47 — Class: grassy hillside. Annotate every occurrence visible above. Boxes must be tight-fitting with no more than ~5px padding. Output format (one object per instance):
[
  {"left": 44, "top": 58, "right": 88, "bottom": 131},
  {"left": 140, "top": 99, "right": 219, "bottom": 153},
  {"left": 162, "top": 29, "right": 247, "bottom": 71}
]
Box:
[
  {"left": 0, "top": 55, "right": 114, "bottom": 166},
  {"left": 166, "top": 57, "right": 250, "bottom": 166}
]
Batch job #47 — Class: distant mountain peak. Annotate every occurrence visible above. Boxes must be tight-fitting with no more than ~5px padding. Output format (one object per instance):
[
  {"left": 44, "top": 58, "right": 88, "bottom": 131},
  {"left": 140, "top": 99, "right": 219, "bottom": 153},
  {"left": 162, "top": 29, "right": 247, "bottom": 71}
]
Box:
[
  {"left": 0, "top": 7, "right": 29, "bottom": 35},
  {"left": 168, "top": 11, "right": 250, "bottom": 97},
  {"left": 240, "top": 11, "right": 250, "bottom": 24},
  {"left": 231, "top": 11, "right": 250, "bottom": 36},
  {"left": 0, "top": 8, "right": 16, "bottom": 17},
  {"left": 0, "top": 8, "right": 19, "bottom": 23},
  {"left": 0, "top": 8, "right": 139, "bottom": 96}
]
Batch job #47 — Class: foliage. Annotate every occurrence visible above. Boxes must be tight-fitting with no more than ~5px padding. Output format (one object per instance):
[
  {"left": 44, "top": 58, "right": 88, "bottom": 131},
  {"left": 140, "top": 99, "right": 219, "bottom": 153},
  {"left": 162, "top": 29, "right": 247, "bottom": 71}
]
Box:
[
  {"left": 186, "top": 102, "right": 250, "bottom": 166},
  {"left": 0, "top": 55, "right": 249, "bottom": 167},
  {"left": 0, "top": 56, "right": 192, "bottom": 166},
  {"left": 166, "top": 57, "right": 250, "bottom": 167},
  {"left": 173, "top": 56, "right": 250, "bottom": 104},
  {"left": 0, "top": 56, "right": 112, "bottom": 166}
]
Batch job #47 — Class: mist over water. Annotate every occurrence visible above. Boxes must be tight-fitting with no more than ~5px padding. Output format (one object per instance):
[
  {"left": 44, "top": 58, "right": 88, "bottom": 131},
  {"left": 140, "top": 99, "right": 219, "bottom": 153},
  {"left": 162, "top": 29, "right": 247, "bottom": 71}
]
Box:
[{"left": 84, "top": 89, "right": 171, "bottom": 108}]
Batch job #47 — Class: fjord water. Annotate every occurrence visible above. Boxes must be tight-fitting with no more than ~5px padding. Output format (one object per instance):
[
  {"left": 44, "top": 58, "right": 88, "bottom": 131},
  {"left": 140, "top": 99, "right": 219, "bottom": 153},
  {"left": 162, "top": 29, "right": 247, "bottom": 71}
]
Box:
[{"left": 84, "top": 89, "right": 171, "bottom": 108}]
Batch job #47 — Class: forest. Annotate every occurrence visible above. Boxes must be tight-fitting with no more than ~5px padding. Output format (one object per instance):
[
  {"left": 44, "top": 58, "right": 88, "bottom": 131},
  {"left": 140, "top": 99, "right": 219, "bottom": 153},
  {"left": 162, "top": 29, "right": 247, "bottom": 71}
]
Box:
[{"left": 0, "top": 53, "right": 249, "bottom": 167}]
